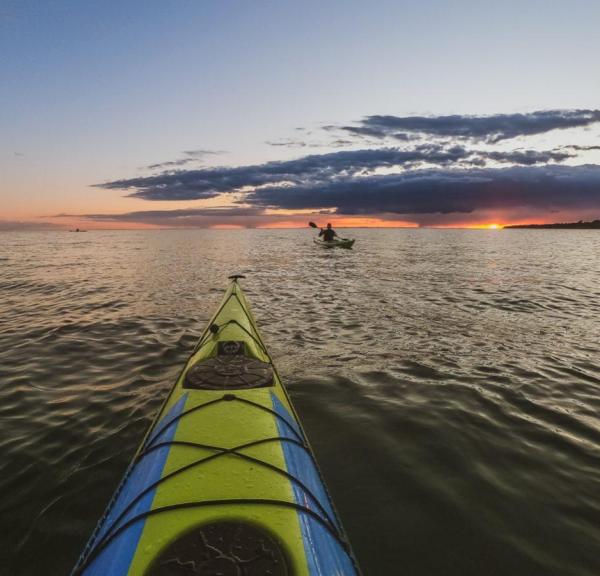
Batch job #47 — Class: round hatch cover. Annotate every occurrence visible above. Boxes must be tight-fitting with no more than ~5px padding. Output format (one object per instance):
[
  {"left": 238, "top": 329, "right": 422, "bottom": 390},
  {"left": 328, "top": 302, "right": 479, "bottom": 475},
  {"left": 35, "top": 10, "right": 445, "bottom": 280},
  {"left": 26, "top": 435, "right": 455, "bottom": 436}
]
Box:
[
  {"left": 146, "top": 521, "right": 289, "bottom": 576},
  {"left": 184, "top": 355, "right": 273, "bottom": 390}
]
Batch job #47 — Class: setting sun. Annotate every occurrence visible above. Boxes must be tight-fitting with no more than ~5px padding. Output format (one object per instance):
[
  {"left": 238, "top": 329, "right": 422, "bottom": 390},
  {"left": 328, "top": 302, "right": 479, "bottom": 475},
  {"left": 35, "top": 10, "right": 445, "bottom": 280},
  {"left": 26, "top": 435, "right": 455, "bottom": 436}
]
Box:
[{"left": 488, "top": 223, "right": 500, "bottom": 229}]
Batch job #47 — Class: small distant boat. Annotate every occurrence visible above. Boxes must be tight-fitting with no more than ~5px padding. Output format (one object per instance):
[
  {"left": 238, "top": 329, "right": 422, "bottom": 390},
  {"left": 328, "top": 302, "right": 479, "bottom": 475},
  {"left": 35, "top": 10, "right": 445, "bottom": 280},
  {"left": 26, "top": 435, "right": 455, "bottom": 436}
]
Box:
[
  {"left": 314, "top": 237, "right": 355, "bottom": 249},
  {"left": 69, "top": 228, "right": 87, "bottom": 232}
]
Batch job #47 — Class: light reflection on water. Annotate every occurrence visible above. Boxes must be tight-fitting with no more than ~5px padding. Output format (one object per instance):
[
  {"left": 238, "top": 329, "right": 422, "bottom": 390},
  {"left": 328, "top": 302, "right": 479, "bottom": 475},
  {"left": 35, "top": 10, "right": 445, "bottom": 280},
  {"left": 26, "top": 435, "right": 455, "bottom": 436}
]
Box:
[{"left": 0, "top": 228, "right": 599, "bottom": 576}]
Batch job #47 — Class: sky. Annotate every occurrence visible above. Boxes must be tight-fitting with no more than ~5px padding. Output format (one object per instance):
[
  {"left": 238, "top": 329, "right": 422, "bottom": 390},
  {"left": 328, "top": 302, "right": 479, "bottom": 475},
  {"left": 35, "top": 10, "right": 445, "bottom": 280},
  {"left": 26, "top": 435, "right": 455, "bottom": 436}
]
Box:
[{"left": 1, "top": 0, "right": 600, "bottom": 230}]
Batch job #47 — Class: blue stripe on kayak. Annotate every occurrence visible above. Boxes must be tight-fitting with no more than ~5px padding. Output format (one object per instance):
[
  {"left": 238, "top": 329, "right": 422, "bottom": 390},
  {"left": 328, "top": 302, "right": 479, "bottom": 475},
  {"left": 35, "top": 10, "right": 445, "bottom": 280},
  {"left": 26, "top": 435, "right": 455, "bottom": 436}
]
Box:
[
  {"left": 81, "top": 393, "right": 188, "bottom": 576},
  {"left": 270, "top": 393, "right": 356, "bottom": 576}
]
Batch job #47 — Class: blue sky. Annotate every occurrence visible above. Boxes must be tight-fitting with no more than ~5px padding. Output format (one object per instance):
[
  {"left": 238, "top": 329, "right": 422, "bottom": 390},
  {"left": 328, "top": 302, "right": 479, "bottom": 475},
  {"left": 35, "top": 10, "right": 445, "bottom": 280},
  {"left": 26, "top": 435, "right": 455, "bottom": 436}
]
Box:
[{"left": 1, "top": 0, "right": 599, "bottom": 228}]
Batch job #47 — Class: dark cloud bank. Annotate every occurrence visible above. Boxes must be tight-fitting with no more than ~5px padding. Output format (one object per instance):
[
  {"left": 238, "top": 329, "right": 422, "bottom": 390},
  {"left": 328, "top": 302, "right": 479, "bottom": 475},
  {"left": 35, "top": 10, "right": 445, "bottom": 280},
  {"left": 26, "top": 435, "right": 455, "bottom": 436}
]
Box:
[
  {"left": 95, "top": 145, "right": 576, "bottom": 202},
  {"left": 87, "top": 163, "right": 600, "bottom": 226},
  {"left": 246, "top": 165, "right": 600, "bottom": 215}
]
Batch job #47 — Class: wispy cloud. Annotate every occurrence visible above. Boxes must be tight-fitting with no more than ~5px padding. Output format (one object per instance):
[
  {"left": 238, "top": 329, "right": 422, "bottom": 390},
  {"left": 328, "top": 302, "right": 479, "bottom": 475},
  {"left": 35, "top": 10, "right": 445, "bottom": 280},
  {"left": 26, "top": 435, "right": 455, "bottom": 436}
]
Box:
[
  {"left": 265, "top": 139, "right": 308, "bottom": 148},
  {"left": 58, "top": 206, "right": 295, "bottom": 228},
  {"left": 562, "top": 144, "right": 600, "bottom": 152},
  {"left": 331, "top": 109, "right": 600, "bottom": 143},
  {"left": 478, "top": 149, "right": 573, "bottom": 166},
  {"left": 0, "top": 219, "right": 63, "bottom": 231},
  {"left": 266, "top": 137, "right": 357, "bottom": 149},
  {"left": 145, "top": 149, "right": 226, "bottom": 170}
]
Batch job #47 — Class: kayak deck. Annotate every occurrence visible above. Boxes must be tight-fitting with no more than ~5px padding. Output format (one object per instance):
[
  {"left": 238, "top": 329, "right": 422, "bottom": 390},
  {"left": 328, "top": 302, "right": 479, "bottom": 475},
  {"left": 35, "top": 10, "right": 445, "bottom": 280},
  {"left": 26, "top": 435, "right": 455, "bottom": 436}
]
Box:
[{"left": 73, "top": 277, "right": 359, "bottom": 575}]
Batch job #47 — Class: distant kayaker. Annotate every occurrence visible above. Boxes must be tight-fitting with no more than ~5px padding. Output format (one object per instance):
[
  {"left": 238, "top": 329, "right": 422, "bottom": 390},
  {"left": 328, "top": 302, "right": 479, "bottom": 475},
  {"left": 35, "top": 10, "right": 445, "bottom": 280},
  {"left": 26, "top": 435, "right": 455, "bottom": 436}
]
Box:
[{"left": 319, "top": 223, "right": 338, "bottom": 242}]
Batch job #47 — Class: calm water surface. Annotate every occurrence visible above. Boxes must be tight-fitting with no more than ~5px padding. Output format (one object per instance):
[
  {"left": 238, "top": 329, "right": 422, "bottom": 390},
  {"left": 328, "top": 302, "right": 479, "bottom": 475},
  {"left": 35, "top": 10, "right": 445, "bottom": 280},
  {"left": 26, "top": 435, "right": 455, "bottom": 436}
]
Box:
[{"left": 0, "top": 229, "right": 599, "bottom": 576}]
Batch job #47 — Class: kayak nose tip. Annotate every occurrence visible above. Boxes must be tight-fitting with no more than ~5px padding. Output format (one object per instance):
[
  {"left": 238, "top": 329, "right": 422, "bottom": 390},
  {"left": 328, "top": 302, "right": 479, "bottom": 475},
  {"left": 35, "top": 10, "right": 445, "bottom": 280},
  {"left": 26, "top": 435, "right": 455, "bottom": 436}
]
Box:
[{"left": 228, "top": 274, "right": 246, "bottom": 281}]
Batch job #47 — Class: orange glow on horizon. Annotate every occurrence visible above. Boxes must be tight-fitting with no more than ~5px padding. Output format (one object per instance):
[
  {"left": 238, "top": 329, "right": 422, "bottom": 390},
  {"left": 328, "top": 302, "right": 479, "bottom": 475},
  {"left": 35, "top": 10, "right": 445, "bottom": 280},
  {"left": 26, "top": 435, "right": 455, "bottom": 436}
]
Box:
[
  {"left": 462, "top": 222, "right": 503, "bottom": 229},
  {"left": 257, "top": 216, "right": 419, "bottom": 229},
  {"left": 25, "top": 211, "right": 595, "bottom": 231}
]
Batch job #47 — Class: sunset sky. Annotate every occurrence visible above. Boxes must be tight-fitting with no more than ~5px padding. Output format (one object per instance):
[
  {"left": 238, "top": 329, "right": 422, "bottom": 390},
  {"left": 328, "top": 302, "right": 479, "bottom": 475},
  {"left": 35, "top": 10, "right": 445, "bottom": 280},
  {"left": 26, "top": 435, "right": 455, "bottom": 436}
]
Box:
[{"left": 2, "top": 0, "right": 600, "bottom": 230}]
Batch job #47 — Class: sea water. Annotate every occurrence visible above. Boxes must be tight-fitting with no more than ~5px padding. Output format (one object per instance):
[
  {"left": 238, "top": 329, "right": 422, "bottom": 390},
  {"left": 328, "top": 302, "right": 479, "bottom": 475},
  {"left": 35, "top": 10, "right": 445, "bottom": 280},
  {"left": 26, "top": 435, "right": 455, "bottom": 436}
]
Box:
[{"left": 0, "top": 228, "right": 598, "bottom": 575}]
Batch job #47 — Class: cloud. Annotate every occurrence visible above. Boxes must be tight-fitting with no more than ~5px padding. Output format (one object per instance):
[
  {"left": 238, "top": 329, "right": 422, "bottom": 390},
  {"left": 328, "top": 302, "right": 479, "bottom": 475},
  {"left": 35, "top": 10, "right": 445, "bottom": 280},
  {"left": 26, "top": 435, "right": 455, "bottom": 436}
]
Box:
[
  {"left": 59, "top": 206, "right": 308, "bottom": 228},
  {"left": 73, "top": 206, "right": 263, "bottom": 222},
  {"left": 562, "top": 145, "right": 600, "bottom": 152},
  {"left": 265, "top": 139, "right": 308, "bottom": 148},
  {"left": 266, "top": 137, "right": 362, "bottom": 149},
  {"left": 335, "top": 109, "right": 600, "bottom": 143},
  {"left": 244, "top": 164, "right": 600, "bottom": 216},
  {"left": 330, "top": 124, "right": 413, "bottom": 142},
  {"left": 482, "top": 149, "right": 573, "bottom": 165},
  {"left": 145, "top": 149, "right": 226, "bottom": 170},
  {"left": 95, "top": 144, "right": 572, "bottom": 201}
]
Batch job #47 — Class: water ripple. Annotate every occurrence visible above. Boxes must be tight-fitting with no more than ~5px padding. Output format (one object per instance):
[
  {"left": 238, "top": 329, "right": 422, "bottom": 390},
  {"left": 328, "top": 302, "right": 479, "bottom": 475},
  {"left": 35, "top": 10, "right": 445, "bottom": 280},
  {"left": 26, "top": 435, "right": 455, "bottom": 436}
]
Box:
[{"left": 0, "top": 229, "right": 599, "bottom": 575}]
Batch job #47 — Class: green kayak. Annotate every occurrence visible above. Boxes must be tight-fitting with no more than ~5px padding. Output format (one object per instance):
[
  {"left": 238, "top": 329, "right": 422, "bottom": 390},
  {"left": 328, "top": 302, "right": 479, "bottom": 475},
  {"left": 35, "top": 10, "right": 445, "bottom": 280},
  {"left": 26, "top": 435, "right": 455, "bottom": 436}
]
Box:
[
  {"left": 73, "top": 275, "right": 359, "bottom": 576},
  {"left": 313, "top": 237, "right": 356, "bottom": 249}
]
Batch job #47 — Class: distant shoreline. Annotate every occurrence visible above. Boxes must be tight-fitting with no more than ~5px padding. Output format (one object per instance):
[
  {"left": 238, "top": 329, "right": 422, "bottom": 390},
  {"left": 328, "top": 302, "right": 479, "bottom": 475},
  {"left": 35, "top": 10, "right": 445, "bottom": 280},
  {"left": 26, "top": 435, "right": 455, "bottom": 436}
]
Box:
[{"left": 504, "top": 220, "right": 600, "bottom": 229}]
